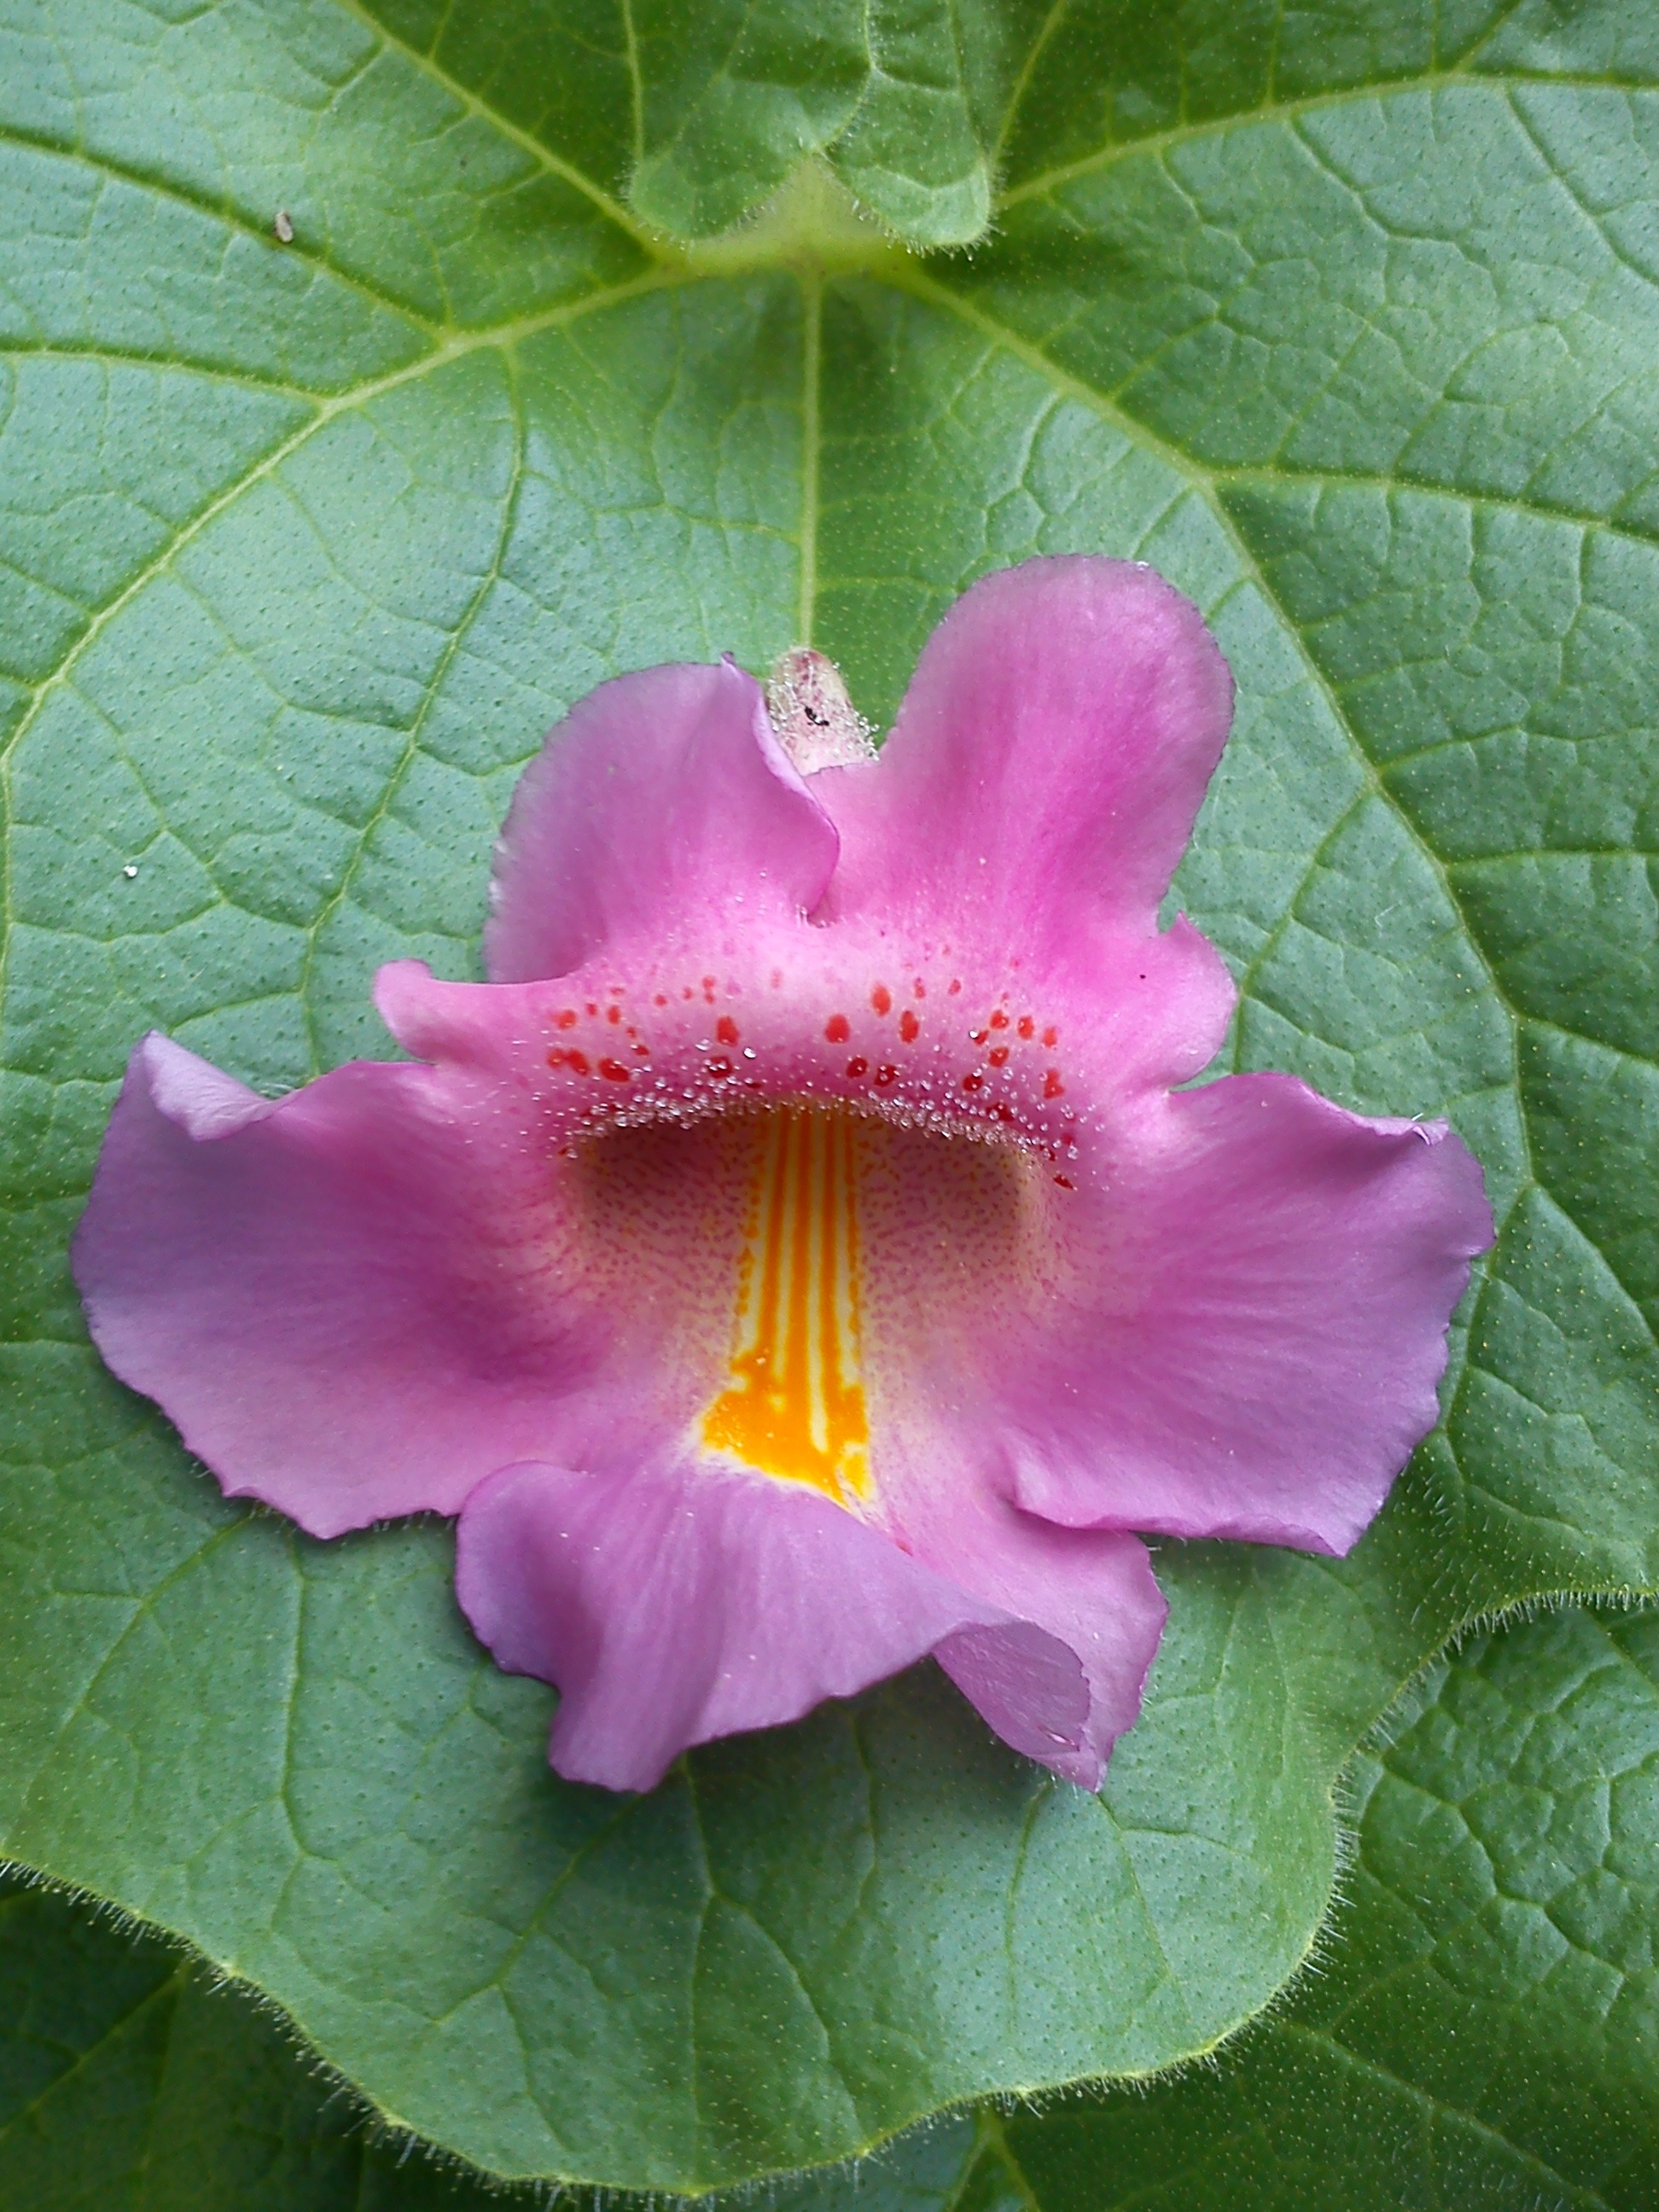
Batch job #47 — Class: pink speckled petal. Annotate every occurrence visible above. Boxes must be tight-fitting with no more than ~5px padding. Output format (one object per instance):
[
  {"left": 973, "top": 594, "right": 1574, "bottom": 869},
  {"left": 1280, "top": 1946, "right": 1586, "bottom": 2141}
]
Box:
[
  {"left": 486, "top": 659, "right": 839, "bottom": 983},
  {"left": 455, "top": 1456, "right": 1020, "bottom": 1792},
  {"left": 814, "top": 558, "right": 1233, "bottom": 971},
  {"left": 1001, "top": 1074, "right": 1495, "bottom": 1556}
]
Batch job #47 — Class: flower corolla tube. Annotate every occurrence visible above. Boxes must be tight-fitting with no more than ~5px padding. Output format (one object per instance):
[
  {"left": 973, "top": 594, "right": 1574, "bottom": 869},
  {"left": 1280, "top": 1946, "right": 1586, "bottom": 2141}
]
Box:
[{"left": 74, "top": 559, "right": 1493, "bottom": 1794}]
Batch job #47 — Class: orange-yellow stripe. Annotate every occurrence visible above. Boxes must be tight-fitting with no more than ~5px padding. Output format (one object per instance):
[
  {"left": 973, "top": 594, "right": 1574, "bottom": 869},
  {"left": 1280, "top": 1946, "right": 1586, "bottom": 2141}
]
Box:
[{"left": 701, "top": 1108, "right": 870, "bottom": 1505}]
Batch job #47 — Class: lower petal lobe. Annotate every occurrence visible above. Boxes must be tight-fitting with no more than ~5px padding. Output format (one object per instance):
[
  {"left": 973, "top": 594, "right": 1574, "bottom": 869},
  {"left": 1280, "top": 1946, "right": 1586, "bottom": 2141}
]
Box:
[{"left": 454, "top": 1455, "right": 1011, "bottom": 1792}]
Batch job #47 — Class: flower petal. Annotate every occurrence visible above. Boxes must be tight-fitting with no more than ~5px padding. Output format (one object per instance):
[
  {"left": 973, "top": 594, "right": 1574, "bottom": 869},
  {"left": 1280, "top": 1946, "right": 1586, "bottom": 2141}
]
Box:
[
  {"left": 72, "top": 1032, "right": 616, "bottom": 1538},
  {"left": 1001, "top": 1074, "right": 1494, "bottom": 1555},
  {"left": 454, "top": 1457, "right": 1017, "bottom": 1792},
  {"left": 927, "top": 1497, "right": 1167, "bottom": 1791},
  {"left": 486, "top": 659, "right": 839, "bottom": 984},
  {"left": 814, "top": 557, "right": 1233, "bottom": 965}
]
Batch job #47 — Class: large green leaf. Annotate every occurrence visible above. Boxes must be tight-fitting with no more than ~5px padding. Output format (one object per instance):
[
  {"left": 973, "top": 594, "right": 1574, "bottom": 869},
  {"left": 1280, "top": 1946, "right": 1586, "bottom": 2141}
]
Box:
[
  {"left": 0, "top": 1868, "right": 983, "bottom": 2209},
  {"left": 955, "top": 1602, "right": 1659, "bottom": 2210},
  {"left": 0, "top": 1874, "right": 499, "bottom": 2210},
  {"left": 12, "top": 1603, "right": 1655, "bottom": 2209},
  {"left": 0, "top": 1871, "right": 993, "bottom": 2211},
  {"left": 2, "top": 0, "right": 1656, "bottom": 2192}
]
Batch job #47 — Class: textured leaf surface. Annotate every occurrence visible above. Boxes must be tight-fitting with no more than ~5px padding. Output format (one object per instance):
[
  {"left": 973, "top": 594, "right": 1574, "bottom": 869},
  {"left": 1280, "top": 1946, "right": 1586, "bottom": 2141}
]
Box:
[
  {"left": 12, "top": 1604, "right": 1655, "bottom": 2210},
  {"left": 949, "top": 1603, "right": 1659, "bottom": 2211},
  {"left": 358, "top": 0, "right": 1052, "bottom": 246},
  {"left": 1, "top": 0, "right": 1656, "bottom": 2192},
  {"left": 0, "top": 1876, "right": 499, "bottom": 2210},
  {"left": 0, "top": 1867, "right": 981, "bottom": 2210}
]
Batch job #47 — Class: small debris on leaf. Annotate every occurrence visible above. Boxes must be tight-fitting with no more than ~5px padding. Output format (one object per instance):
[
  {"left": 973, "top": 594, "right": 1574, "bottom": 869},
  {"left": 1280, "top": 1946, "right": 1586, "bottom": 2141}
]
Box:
[
  {"left": 273, "top": 208, "right": 294, "bottom": 243},
  {"left": 122, "top": 864, "right": 138, "bottom": 879}
]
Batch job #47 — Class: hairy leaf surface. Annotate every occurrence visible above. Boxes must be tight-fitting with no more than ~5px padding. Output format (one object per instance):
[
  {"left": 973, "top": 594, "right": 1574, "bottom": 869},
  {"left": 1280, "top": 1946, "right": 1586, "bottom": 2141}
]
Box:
[{"left": 1, "top": 0, "right": 1655, "bottom": 2189}]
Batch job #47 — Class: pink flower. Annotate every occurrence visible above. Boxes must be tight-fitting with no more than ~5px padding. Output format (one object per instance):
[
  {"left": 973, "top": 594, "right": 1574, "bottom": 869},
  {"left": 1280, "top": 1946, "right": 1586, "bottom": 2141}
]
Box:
[{"left": 73, "top": 560, "right": 1493, "bottom": 1794}]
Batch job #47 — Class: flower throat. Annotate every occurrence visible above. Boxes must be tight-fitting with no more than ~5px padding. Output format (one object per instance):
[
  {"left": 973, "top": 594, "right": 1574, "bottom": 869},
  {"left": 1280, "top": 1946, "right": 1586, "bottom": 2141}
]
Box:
[{"left": 701, "top": 1106, "right": 870, "bottom": 1506}]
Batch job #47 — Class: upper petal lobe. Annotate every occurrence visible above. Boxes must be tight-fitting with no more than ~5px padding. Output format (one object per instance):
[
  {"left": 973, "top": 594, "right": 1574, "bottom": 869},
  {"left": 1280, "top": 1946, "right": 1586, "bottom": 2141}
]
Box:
[
  {"left": 486, "top": 658, "right": 839, "bottom": 983},
  {"left": 813, "top": 557, "right": 1233, "bottom": 969}
]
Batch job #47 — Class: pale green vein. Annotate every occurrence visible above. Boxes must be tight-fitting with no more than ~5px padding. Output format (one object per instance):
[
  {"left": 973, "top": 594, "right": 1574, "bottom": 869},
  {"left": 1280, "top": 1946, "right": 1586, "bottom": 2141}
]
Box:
[
  {"left": 329, "top": 0, "right": 661, "bottom": 255},
  {"left": 995, "top": 67, "right": 1659, "bottom": 213},
  {"left": 0, "top": 345, "right": 323, "bottom": 401},
  {"left": 1268, "top": 2016, "right": 1612, "bottom": 2210},
  {"left": 1211, "top": 465, "right": 1659, "bottom": 553},
  {"left": 0, "top": 276, "right": 663, "bottom": 775},
  {"left": 10, "top": 1517, "right": 250, "bottom": 1835},
  {"left": 0, "top": 260, "right": 687, "bottom": 1073},
  {"left": 293, "top": 351, "right": 529, "bottom": 1075},
  {"left": 0, "top": 120, "right": 441, "bottom": 344},
  {"left": 991, "top": 0, "right": 1074, "bottom": 173},
  {"left": 620, "top": 0, "right": 646, "bottom": 172}
]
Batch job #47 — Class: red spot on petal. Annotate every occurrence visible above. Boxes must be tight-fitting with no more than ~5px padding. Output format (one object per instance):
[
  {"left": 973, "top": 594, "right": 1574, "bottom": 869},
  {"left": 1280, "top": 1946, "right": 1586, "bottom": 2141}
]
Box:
[
  {"left": 899, "top": 1009, "right": 919, "bottom": 1043},
  {"left": 654, "top": 992, "right": 667, "bottom": 1007},
  {"left": 962, "top": 1072, "right": 984, "bottom": 1093},
  {"left": 1054, "top": 1173, "right": 1074, "bottom": 1190},
  {"left": 1043, "top": 1026, "right": 1058, "bottom": 1047},
  {"left": 970, "top": 1027, "right": 989, "bottom": 1045},
  {"left": 566, "top": 1050, "right": 591, "bottom": 1076},
  {"left": 988, "top": 1046, "right": 1009, "bottom": 1067},
  {"left": 846, "top": 1057, "right": 868, "bottom": 1079},
  {"left": 1017, "top": 1016, "right": 1034, "bottom": 1040},
  {"left": 825, "top": 1013, "right": 851, "bottom": 1044},
  {"left": 546, "top": 1048, "right": 566, "bottom": 1068},
  {"left": 716, "top": 1015, "right": 740, "bottom": 1046},
  {"left": 555, "top": 1009, "right": 578, "bottom": 1030},
  {"left": 683, "top": 986, "right": 695, "bottom": 999},
  {"left": 874, "top": 1064, "right": 897, "bottom": 1086},
  {"left": 606, "top": 1004, "right": 622, "bottom": 1024},
  {"left": 948, "top": 979, "right": 962, "bottom": 995},
  {"left": 707, "top": 1057, "right": 733, "bottom": 1078},
  {"left": 870, "top": 983, "right": 892, "bottom": 1016},
  {"left": 632, "top": 1041, "right": 650, "bottom": 1057},
  {"left": 586, "top": 1003, "right": 598, "bottom": 1016},
  {"left": 989, "top": 1009, "right": 1010, "bottom": 1030},
  {"left": 1044, "top": 1068, "right": 1065, "bottom": 1098},
  {"left": 701, "top": 975, "right": 717, "bottom": 1003},
  {"left": 913, "top": 978, "right": 927, "bottom": 998},
  {"left": 599, "top": 1057, "right": 630, "bottom": 1082}
]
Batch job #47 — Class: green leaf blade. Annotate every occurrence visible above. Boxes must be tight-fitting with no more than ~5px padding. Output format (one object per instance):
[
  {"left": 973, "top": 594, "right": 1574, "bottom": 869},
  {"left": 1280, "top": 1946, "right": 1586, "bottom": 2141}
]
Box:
[{"left": 3, "top": 0, "right": 1656, "bottom": 2190}]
